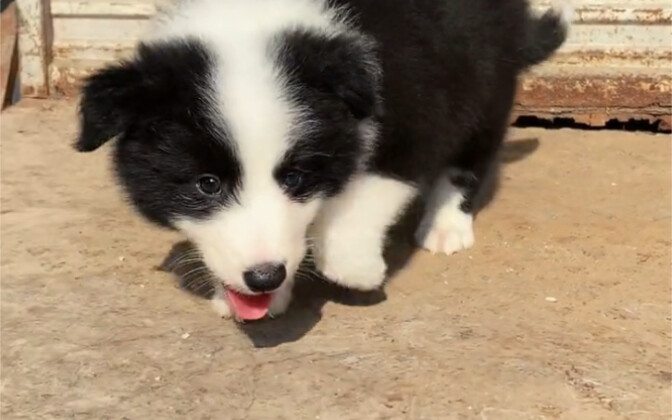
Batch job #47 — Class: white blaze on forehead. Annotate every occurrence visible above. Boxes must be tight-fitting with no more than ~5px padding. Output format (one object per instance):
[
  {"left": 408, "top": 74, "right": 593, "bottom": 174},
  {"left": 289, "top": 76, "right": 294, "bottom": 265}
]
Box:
[
  {"left": 211, "top": 44, "right": 306, "bottom": 265},
  {"left": 144, "top": 0, "right": 350, "bottom": 192},
  {"left": 215, "top": 41, "right": 293, "bottom": 196},
  {"left": 147, "top": 0, "right": 347, "bottom": 47}
]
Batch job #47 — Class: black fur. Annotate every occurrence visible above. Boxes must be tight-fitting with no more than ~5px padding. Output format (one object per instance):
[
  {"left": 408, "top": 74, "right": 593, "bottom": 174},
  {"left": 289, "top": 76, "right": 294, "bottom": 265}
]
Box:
[
  {"left": 273, "top": 29, "right": 380, "bottom": 201},
  {"left": 275, "top": 29, "right": 381, "bottom": 120},
  {"left": 77, "top": 39, "right": 242, "bottom": 226},
  {"left": 75, "top": 0, "right": 567, "bottom": 228},
  {"left": 520, "top": 8, "right": 570, "bottom": 67},
  {"left": 330, "top": 0, "right": 567, "bottom": 213}
]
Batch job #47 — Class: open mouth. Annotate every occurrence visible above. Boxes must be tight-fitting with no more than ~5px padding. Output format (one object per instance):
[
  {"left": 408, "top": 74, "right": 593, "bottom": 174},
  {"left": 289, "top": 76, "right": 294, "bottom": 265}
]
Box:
[{"left": 225, "top": 289, "right": 273, "bottom": 321}]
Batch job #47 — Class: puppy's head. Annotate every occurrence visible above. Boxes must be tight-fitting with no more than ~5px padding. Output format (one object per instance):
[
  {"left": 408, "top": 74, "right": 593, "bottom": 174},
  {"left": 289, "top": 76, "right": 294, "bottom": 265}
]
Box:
[{"left": 75, "top": 23, "right": 380, "bottom": 319}]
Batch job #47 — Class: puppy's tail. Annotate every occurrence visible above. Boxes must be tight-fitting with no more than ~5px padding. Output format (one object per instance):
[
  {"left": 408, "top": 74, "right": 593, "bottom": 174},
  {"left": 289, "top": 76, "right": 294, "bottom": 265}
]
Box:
[{"left": 519, "top": 0, "right": 572, "bottom": 68}]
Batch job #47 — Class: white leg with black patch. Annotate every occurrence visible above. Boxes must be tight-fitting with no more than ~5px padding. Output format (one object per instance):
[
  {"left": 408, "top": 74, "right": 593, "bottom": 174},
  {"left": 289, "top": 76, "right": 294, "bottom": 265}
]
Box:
[
  {"left": 416, "top": 173, "right": 474, "bottom": 255},
  {"left": 312, "top": 175, "right": 417, "bottom": 291}
]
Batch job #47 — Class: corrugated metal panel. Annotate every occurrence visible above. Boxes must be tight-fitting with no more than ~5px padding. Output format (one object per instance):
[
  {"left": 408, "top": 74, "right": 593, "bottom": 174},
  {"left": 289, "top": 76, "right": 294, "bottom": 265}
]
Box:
[
  {"left": 44, "top": 0, "right": 672, "bottom": 128},
  {"left": 518, "top": 0, "right": 672, "bottom": 129}
]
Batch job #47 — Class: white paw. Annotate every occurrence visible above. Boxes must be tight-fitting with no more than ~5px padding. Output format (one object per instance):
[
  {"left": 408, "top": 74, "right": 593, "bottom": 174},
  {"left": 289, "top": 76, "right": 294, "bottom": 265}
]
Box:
[
  {"left": 416, "top": 209, "right": 474, "bottom": 255},
  {"left": 268, "top": 282, "right": 293, "bottom": 318},
  {"left": 417, "top": 172, "right": 475, "bottom": 256},
  {"left": 315, "top": 238, "right": 387, "bottom": 291},
  {"left": 416, "top": 206, "right": 474, "bottom": 255},
  {"left": 210, "top": 297, "right": 232, "bottom": 318},
  {"left": 310, "top": 175, "right": 416, "bottom": 291}
]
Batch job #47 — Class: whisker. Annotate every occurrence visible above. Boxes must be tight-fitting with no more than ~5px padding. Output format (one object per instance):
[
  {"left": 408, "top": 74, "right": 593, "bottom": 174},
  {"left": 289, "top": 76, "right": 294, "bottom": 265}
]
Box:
[
  {"left": 179, "top": 266, "right": 213, "bottom": 282},
  {"left": 166, "top": 252, "right": 203, "bottom": 268}
]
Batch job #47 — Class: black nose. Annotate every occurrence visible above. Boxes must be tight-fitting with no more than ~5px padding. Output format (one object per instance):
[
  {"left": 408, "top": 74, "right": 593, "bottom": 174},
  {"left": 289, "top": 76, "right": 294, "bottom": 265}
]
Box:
[{"left": 243, "top": 263, "right": 286, "bottom": 292}]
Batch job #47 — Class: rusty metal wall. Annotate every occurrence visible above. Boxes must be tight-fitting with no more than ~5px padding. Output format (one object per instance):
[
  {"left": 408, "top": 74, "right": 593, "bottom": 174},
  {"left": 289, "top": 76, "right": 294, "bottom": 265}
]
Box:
[
  {"left": 518, "top": 0, "right": 672, "bottom": 129},
  {"left": 45, "top": 0, "right": 672, "bottom": 128}
]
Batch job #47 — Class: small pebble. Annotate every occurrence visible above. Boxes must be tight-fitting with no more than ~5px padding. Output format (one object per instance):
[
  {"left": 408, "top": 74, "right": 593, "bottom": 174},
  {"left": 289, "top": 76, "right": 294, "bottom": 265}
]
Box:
[
  {"left": 545, "top": 296, "right": 557, "bottom": 303},
  {"left": 118, "top": 256, "right": 125, "bottom": 262},
  {"left": 154, "top": 376, "right": 161, "bottom": 381},
  {"left": 181, "top": 332, "right": 190, "bottom": 339},
  {"left": 341, "top": 355, "right": 360, "bottom": 365}
]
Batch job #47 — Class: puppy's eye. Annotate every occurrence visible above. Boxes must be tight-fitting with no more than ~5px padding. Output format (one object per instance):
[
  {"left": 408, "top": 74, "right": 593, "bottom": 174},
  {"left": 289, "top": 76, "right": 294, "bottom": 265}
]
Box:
[
  {"left": 282, "top": 171, "right": 304, "bottom": 191},
  {"left": 197, "top": 174, "right": 222, "bottom": 196}
]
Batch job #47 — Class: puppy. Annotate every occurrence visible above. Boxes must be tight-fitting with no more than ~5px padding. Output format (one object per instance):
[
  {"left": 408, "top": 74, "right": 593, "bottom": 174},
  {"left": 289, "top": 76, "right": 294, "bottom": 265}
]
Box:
[{"left": 75, "top": 0, "right": 570, "bottom": 320}]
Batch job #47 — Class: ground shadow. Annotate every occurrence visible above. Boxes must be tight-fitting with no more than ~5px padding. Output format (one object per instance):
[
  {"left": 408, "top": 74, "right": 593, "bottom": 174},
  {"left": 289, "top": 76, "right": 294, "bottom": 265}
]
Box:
[
  {"left": 158, "top": 242, "right": 386, "bottom": 348},
  {"left": 157, "top": 137, "right": 539, "bottom": 347},
  {"left": 474, "top": 137, "right": 540, "bottom": 213},
  {"left": 500, "top": 137, "right": 540, "bottom": 164}
]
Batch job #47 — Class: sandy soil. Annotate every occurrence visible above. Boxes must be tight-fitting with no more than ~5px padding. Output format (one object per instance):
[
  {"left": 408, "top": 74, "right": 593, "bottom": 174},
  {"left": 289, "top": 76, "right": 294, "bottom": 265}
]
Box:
[{"left": 2, "top": 100, "right": 670, "bottom": 420}]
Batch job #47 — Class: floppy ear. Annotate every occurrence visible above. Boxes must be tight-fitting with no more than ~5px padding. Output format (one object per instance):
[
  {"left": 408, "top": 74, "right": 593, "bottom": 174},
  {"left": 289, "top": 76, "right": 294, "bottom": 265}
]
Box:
[
  {"left": 279, "top": 31, "right": 382, "bottom": 120},
  {"left": 75, "top": 62, "right": 144, "bottom": 152}
]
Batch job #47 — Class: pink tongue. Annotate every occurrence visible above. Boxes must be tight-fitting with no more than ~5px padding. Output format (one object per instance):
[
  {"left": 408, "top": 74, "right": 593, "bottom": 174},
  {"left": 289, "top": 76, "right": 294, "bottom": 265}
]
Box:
[{"left": 226, "top": 290, "right": 272, "bottom": 320}]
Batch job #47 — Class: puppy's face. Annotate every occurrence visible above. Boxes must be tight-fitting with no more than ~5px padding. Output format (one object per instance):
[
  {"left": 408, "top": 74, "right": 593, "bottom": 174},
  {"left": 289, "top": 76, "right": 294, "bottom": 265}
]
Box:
[{"left": 76, "top": 31, "right": 379, "bottom": 318}]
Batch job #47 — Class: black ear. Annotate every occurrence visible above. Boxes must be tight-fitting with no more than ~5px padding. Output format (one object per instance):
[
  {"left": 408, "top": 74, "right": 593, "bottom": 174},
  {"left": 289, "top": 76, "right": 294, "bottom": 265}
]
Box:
[
  {"left": 75, "top": 62, "right": 144, "bottom": 152},
  {"left": 278, "top": 31, "right": 381, "bottom": 120}
]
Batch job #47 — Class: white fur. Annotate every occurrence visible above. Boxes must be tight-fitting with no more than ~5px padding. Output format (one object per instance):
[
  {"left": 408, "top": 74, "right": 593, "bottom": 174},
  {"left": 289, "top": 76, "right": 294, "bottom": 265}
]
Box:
[
  {"left": 267, "top": 278, "right": 294, "bottom": 317},
  {"left": 210, "top": 288, "right": 233, "bottom": 319},
  {"left": 415, "top": 173, "right": 474, "bottom": 255},
  {"left": 312, "top": 175, "right": 417, "bottom": 290},
  {"left": 151, "top": 0, "right": 360, "bottom": 316},
  {"left": 175, "top": 194, "right": 319, "bottom": 294},
  {"left": 549, "top": 0, "right": 574, "bottom": 27},
  {"left": 146, "top": 0, "right": 347, "bottom": 42}
]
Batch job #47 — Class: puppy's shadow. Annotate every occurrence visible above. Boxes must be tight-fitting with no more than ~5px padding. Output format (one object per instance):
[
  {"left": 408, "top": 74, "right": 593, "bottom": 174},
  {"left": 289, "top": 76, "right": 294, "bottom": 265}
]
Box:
[
  {"left": 500, "top": 137, "right": 539, "bottom": 164},
  {"left": 157, "top": 137, "right": 539, "bottom": 347},
  {"left": 158, "top": 242, "right": 386, "bottom": 348}
]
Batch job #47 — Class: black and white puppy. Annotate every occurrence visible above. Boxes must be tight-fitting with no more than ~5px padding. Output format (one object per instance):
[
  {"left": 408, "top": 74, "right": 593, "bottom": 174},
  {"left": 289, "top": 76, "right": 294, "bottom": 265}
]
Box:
[{"left": 75, "top": 0, "right": 570, "bottom": 320}]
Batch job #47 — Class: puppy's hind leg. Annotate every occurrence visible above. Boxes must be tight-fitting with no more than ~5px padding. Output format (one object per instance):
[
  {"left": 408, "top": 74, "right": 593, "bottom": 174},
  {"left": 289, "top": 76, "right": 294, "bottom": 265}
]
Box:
[
  {"left": 415, "top": 170, "right": 477, "bottom": 256},
  {"left": 416, "top": 132, "right": 502, "bottom": 256}
]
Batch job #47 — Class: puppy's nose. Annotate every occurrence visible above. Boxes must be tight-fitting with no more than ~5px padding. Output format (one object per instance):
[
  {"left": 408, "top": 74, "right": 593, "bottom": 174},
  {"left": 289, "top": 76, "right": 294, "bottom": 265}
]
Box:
[{"left": 243, "top": 263, "right": 286, "bottom": 292}]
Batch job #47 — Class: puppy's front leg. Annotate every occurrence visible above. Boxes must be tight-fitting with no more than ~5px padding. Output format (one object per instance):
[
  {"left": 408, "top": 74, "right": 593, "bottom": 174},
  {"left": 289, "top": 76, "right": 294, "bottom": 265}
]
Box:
[
  {"left": 267, "top": 277, "right": 294, "bottom": 317},
  {"left": 312, "top": 174, "right": 416, "bottom": 290},
  {"left": 210, "top": 282, "right": 233, "bottom": 318}
]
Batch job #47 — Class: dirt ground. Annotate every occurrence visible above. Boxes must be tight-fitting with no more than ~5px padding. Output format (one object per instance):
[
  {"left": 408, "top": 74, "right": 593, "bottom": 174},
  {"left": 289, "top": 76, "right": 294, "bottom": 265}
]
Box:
[{"left": 1, "top": 100, "right": 670, "bottom": 420}]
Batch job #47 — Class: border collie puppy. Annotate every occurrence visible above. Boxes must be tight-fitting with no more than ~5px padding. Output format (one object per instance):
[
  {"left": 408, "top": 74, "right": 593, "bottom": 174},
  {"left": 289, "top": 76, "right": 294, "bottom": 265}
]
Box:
[{"left": 75, "top": 0, "right": 570, "bottom": 321}]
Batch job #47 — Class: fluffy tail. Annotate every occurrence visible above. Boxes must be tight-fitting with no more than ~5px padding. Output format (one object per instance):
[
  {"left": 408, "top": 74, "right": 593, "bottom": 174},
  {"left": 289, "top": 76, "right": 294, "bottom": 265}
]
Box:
[{"left": 519, "top": 0, "right": 572, "bottom": 68}]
